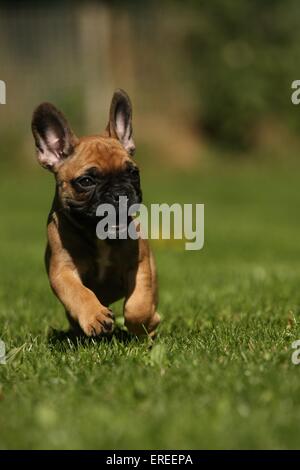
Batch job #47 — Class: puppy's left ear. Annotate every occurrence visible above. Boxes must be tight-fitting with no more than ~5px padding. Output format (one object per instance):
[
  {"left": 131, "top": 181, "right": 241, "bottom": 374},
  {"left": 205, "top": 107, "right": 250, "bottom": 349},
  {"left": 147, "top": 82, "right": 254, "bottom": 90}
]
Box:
[
  {"left": 107, "top": 89, "right": 135, "bottom": 156},
  {"left": 32, "top": 102, "right": 78, "bottom": 171}
]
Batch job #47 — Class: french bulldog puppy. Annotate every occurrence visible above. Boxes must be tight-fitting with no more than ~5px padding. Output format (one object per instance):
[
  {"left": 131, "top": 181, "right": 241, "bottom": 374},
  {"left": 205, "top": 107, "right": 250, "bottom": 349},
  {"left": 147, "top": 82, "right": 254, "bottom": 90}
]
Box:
[{"left": 31, "top": 89, "right": 160, "bottom": 337}]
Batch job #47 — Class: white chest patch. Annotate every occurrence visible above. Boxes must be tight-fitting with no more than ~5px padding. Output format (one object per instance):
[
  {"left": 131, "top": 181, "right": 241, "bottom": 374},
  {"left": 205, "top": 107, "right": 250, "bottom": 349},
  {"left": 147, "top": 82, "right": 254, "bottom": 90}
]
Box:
[{"left": 96, "top": 241, "right": 111, "bottom": 282}]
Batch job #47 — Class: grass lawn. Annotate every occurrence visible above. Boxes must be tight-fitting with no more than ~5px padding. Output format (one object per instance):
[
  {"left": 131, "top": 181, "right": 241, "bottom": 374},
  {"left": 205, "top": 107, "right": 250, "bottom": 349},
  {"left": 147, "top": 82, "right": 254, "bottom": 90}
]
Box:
[{"left": 1, "top": 161, "right": 300, "bottom": 449}]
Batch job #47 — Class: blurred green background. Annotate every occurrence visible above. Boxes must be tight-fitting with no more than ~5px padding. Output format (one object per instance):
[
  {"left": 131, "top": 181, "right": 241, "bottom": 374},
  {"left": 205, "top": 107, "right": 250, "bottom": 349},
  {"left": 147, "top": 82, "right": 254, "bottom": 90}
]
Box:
[
  {"left": 2, "top": 0, "right": 300, "bottom": 166},
  {"left": 1, "top": 0, "right": 300, "bottom": 450}
]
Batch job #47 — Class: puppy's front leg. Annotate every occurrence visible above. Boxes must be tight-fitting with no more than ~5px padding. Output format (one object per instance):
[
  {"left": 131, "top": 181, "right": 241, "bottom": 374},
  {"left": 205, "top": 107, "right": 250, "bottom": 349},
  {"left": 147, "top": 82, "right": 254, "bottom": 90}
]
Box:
[
  {"left": 46, "top": 216, "right": 114, "bottom": 336},
  {"left": 48, "top": 258, "right": 114, "bottom": 337},
  {"left": 124, "top": 243, "right": 160, "bottom": 336}
]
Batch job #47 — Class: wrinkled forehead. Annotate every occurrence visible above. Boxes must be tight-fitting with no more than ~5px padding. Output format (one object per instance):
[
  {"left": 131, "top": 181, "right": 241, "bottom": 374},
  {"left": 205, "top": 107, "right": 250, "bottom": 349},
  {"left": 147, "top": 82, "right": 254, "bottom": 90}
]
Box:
[{"left": 58, "top": 136, "right": 130, "bottom": 179}]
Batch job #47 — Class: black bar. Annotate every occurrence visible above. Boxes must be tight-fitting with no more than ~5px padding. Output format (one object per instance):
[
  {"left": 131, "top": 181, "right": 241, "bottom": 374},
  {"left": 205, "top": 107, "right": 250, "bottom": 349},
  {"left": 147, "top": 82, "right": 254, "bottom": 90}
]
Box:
[{"left": 1, "top": 450, "right": 300, "bottom": 465}]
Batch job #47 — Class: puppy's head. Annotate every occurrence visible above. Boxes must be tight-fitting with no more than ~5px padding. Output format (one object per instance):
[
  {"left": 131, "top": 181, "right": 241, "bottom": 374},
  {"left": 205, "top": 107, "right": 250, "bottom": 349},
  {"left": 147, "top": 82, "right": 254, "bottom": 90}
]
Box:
[{"left": 32, "top": 90, "right": 142, "bottom": 227}]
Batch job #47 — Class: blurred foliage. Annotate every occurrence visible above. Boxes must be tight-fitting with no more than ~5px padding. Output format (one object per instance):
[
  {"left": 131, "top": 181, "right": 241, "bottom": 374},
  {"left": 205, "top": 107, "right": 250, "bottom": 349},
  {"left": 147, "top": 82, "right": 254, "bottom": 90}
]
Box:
[
  {"left": 183, "top": 0, "right": 300, "bottom": 149},
  {"left": 1, "top": 0, "right": 300, "bottom": 157}
]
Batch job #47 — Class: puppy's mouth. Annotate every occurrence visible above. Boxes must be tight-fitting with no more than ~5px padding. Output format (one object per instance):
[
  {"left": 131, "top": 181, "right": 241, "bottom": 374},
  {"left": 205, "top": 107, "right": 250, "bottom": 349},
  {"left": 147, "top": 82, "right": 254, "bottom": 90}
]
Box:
[
  {"left": 63, "top": 199, "right": 134, "bottom": 236},
  {"left": 102, "top": 210, "right": 133, "bottom": 237},
  {"left": 107, "top": 222, "right": 128, "bottom": 236}
]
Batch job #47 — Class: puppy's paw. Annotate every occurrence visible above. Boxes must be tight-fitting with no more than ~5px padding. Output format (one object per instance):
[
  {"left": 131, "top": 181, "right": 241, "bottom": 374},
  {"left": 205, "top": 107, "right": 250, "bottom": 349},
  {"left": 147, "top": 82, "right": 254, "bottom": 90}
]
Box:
[
  {"left": 125, "top": 311, "right": 161, "bottom": 337},
  {"left": 80, "top": 308, "right": 114, "bottom": 337}
]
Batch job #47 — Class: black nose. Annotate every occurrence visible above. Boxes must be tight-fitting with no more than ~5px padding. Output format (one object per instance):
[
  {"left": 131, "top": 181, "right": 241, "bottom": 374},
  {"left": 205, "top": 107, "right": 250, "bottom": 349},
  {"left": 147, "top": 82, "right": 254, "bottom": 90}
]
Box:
[{"left": 103, "top": 192, "right": 129, "bottom": 206}]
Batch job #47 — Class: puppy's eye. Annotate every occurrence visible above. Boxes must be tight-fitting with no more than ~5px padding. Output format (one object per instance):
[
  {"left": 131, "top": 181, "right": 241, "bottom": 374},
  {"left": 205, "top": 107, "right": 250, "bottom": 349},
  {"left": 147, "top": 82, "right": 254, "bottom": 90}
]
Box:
[
  {"left": 127, "top": 165, "right": 139, "bottom": 177},
  {"left": 76, "top": 176, "right": 96, "bottom": 188}
]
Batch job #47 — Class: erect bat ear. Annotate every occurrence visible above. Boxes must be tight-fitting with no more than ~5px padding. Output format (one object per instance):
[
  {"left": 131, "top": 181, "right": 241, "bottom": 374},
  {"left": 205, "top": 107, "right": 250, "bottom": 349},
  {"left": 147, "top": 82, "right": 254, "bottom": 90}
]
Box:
[
  {"left": 31, "top": 102, "right": 78, "bottom": 171},
  {"left": 107, "top": 89, "right": 135, "bottom": 156}
]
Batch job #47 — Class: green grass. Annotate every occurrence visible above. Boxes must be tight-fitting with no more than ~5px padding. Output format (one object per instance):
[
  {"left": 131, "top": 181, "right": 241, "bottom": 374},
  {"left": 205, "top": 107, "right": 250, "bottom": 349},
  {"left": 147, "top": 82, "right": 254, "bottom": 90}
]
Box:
[{"left": 1, "top": 162, "right": 300, "bottom": 449}]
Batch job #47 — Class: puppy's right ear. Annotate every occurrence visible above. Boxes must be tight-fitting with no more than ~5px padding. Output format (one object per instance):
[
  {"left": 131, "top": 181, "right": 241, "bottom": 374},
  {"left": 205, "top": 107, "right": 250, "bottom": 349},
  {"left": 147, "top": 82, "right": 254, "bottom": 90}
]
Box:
[
  {"left": 31, "top": 103, "right": 78, "bottom": 171},
  {"left": 107, "top": 89, "right": 135, "bottom": 155}
]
